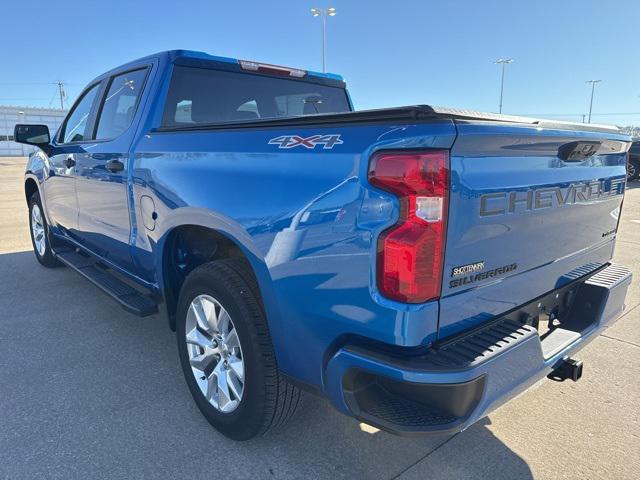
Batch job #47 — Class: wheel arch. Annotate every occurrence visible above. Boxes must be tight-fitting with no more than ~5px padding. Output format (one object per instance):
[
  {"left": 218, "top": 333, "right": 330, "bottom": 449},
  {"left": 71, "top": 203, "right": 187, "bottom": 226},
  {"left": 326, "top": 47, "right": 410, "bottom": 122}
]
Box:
[
  {"left": 25, "top": 177, "right": 39, "bottom": 203},
  {"left": 156, "top": 216, "right": 278, "bottom": 336},
  {"left": 161, "top": 225, "right": 245, "bottom": 329},
  {"left": 24, "top": 174, "right": 52, "bottom": 226}
]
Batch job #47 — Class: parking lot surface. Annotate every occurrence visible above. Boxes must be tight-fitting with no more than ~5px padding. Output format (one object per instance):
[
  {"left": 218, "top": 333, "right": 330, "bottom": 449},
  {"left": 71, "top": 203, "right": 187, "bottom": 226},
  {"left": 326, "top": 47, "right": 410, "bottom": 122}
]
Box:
[{"left": 0, "top": 156, "right": 638, "bottom": 479}]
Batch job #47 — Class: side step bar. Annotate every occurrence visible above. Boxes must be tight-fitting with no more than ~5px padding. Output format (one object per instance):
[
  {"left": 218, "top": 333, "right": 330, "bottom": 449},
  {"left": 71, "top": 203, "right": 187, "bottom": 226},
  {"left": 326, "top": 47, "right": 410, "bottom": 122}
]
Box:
[{"left": 55, "top": 248, "right": 159, "bottom": 317}]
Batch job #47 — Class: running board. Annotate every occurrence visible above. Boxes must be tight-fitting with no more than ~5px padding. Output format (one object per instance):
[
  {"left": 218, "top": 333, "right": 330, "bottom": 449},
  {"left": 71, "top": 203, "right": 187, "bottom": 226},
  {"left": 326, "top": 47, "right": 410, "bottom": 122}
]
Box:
[{"left": 55, "top": 248, "right": 159, "bottom": 317}]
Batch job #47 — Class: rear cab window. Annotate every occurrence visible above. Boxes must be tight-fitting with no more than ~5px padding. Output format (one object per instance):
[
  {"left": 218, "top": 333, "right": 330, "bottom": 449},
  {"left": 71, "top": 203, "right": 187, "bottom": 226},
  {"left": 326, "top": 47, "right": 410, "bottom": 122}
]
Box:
[{"left": 161, "top": 65, "right": 351, "bottom": 127}]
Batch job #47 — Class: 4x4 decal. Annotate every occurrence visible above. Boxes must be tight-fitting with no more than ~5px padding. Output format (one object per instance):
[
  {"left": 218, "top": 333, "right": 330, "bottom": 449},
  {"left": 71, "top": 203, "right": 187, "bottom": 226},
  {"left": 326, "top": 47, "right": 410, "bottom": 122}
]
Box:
[{"left": 268, "top": 134, "right": 343, "bottom": 150}]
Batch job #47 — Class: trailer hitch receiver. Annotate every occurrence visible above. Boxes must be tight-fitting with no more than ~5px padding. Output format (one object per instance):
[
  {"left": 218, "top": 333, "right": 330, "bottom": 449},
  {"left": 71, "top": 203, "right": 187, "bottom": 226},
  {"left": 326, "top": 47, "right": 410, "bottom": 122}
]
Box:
[{"left": 548, "top": 357, "right": 583, "bottom": 382}]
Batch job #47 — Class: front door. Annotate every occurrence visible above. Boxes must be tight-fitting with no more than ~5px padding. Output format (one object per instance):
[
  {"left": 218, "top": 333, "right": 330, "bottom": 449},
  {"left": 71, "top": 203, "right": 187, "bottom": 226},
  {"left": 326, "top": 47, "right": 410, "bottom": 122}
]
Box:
[
  {"left": 74, "top": 67, "right": 149, "bottom": 271},
  {"left": 44, "top": 82, "right": 102, "bottom": 238}
]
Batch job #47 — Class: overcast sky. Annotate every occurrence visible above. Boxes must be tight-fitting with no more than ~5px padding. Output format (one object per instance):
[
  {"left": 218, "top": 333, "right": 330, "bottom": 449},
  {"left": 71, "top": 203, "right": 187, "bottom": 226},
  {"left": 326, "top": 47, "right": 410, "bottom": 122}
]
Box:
[{"left": 1, "top": 0, "right": 638, "bottom": 126}]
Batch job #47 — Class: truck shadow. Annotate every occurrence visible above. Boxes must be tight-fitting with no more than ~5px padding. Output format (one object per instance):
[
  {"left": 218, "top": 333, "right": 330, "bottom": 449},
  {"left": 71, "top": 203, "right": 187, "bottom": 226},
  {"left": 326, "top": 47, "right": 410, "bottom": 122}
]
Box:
[{"left": 0, "top": 250, "right": 533, "bottom": 480}]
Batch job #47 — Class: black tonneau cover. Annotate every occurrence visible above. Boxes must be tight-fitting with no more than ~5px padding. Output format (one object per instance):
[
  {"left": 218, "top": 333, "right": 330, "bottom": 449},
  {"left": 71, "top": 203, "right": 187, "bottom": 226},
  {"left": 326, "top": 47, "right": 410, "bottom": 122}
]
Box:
[{"left": 155, "top": 105, "right": 623, "bottom": 135}]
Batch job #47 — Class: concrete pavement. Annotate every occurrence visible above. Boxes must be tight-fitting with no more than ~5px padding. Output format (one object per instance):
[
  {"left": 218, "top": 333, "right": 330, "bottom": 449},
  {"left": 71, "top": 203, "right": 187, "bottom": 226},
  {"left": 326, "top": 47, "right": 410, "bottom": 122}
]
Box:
[{"left": 0, "top": 157, "right": 638, "bottom": 479}]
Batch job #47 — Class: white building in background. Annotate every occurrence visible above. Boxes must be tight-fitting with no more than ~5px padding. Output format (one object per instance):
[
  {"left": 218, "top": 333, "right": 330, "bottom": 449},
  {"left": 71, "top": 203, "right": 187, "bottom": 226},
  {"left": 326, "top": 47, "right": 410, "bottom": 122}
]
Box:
[{"left": 0, "top": 106, "right": 67, "bottom": 156}]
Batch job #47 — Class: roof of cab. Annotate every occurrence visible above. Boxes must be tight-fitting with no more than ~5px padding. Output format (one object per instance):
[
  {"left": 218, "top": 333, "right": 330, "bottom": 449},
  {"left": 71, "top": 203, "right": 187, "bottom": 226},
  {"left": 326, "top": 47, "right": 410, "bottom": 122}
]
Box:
[
  {"left": 168, "top": 50, "right": 344, "bottom": 82},
  {"left": 92, "top": 49, "right": 345, "bottom": 85}
]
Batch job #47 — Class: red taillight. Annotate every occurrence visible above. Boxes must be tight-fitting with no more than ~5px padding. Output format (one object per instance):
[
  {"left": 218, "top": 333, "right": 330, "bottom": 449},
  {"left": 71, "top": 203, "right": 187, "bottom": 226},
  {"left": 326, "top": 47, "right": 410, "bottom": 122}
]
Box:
[{"left": 369, "top": 151, "right": 449, "bottom": 303}]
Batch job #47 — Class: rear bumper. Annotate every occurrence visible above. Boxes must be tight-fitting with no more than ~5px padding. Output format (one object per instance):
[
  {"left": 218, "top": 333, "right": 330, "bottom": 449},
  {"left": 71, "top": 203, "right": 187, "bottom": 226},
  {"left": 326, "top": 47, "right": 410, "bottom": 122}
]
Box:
[{"left": 324, "top": 263, "right": 632, "bottom": 436}]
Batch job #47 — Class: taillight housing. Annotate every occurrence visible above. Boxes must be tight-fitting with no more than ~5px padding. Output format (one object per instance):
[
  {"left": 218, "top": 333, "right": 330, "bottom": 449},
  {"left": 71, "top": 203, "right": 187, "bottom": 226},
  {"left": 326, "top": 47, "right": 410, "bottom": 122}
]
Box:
[
  {"left": 369, "top": 150, "right": 449, "bottom": 303},
  {"left": 239, "top": 60, "right": 307, "bottom": 78}
]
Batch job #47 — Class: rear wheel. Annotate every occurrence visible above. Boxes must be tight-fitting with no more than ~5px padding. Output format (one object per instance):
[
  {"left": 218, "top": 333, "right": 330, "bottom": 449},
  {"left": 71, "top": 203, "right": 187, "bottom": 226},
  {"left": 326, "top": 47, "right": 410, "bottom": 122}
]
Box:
[
  {"left": 28, "top": 192, "right": 59, "bottom": 268},
  {"left": 176, "top": 259, "right": 301, "bottom": 440}
]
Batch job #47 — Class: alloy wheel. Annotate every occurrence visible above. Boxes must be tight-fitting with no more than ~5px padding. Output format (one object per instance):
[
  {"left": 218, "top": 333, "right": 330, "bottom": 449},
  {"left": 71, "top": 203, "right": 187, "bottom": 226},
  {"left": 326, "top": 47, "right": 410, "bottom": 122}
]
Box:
[
  {"left": 185, "top": 294, "right": 245, "bottom": 413},
  {"left": 31, "top": 204, "right": 46, "bottom": 257}
]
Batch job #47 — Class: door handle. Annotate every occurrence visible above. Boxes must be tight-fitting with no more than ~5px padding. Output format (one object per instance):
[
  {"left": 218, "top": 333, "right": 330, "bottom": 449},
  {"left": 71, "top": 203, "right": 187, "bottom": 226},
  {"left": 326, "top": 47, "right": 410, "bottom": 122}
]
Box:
[
  {"left": 105, "top": 159, "right": 125, "bottom": 173},
  {"left": 64, "top": 156, "right": 76, "bottom": 168}
]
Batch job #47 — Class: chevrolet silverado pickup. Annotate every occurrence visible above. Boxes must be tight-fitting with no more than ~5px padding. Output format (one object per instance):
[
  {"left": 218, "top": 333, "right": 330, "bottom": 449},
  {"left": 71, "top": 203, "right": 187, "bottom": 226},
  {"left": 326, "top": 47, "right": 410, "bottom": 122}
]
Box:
[{"left": 15, "top": 50, "right": 632, "bottom": 440}]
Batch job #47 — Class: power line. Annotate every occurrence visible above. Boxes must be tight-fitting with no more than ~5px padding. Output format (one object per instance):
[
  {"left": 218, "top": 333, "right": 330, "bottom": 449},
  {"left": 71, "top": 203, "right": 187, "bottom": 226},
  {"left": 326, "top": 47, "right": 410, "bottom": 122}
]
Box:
[
  {"left": 47, "top": 90, "right": 58, "bottom": 109},
  {"left": 0, "top": 97, "right": 51, "bottom": 100},
  {"left": 0, "top": 81, "right": 70, "bottom": 109},
  {"left": 0, "top": 82, "right": 82, "bottom": 86},
  {"left": 0, "top": 82, "right": 57, "bottom": 86}
]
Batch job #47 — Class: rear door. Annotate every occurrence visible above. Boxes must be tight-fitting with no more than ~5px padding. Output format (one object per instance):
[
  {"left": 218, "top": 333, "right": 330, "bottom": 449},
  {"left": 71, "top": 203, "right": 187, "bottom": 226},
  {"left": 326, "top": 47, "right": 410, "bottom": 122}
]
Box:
[
  {"left": 74, "top": 66, "right": 150, "bottom": 270},
  {"left": 439, "top": 121, "right": 629, "bottom": 338}
]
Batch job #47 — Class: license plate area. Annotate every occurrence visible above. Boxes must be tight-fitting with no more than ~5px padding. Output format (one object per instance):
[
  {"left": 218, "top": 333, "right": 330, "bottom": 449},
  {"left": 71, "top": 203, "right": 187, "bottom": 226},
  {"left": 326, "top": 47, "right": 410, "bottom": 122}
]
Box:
[
  {"left": 499, "top": 266, "right": 607, "bottom": 358},
  {"left": 516, "top": 282, "right": 579, "bottom": 339}
]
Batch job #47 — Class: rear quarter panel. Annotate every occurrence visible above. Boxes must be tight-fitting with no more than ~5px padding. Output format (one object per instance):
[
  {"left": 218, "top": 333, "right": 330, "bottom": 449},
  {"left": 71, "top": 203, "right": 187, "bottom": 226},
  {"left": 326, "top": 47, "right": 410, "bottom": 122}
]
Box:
[{"left": 131, "top": 121, "right": 456, "bottom": 389}]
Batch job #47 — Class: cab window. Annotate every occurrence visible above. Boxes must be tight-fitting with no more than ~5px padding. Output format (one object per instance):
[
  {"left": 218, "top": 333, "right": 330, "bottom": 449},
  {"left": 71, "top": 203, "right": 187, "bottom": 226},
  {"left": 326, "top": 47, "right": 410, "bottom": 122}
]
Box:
[
  {"left": 95, "top": 68, "right": 148, "bottom": 140},
  {"left": 60, "top": 83, "right": 100, "bottom": 143},
  {"left": 161, "top": 65, "right": 350, "bottom": 127}
]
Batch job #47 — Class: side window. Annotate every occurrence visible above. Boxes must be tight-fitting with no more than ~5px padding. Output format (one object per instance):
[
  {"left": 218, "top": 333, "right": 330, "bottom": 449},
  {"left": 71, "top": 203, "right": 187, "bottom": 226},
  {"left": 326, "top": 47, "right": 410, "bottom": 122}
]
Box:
[
  {"left": 95, "top": 68, "right": 148, "bottom": 140},
  {"left": 174, "top": 100, "right": 193, "bottom": 123},
  {"left": 61, "top": 83, "right": 100, "bottom": 143}
]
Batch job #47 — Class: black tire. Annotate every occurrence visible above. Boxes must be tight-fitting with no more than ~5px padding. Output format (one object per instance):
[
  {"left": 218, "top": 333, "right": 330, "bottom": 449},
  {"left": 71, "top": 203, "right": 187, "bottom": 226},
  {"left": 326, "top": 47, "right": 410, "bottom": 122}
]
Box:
[
  {"left": 28, "top": 192, "right": 60, "bottom": 268},
  {"left": 176, "top": 258, "right": 301, "bottom": 440},
  {"left": 628, "top": 158, "right": 640, "bottom": 181}
]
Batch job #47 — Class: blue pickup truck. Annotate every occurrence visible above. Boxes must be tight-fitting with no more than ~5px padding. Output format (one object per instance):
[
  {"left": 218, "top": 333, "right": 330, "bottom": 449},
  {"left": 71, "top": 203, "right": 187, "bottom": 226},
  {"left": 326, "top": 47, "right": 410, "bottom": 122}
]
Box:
[{"left": 15, "top": 50, "right": 633, "bottom": 440}]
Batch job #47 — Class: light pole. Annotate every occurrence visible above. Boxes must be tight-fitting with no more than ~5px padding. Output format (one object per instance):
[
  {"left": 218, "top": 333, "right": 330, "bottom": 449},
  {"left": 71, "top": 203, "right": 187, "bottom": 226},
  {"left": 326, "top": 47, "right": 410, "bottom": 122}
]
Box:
[
  {"left": 18, "top": 111, "right": 25, "bottom": 156},
  {"left": 310, "top": 7, "right": 336, "bottom": 73},
  {"left": 495, "top": 58, "right": 514, "bottom": 114},
  {"left": 57, "top": 81, "right": 66, "bottom": 110},
  {"left": 585, "top": 80, "right": 602, "bottom": 124}
]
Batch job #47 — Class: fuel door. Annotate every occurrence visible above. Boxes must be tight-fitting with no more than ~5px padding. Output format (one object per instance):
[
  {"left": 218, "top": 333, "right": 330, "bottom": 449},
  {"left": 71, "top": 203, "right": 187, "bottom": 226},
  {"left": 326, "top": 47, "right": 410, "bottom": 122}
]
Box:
[{"left": 140, "top": 195, "right": 157, "bottom": 231}]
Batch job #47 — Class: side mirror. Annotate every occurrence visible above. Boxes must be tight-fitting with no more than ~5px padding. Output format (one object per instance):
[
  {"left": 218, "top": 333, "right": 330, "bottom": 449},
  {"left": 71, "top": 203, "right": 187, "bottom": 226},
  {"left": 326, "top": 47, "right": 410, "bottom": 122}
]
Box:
[{"left": 14, "top": 124, "right": 51, "bottom": 154}]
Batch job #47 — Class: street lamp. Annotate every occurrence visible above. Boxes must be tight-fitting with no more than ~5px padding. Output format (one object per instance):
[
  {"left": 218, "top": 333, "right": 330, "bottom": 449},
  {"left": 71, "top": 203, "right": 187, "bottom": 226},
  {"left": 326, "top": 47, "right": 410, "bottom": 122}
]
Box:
[
  {"left": 310, "top": 7, "right": 336, "bottom": 73},
  {"left": 585, "top": 80, "right": 602, "bottom": 124},
  {"left": 495, "top": 58, "right": 514, "bottom": 114},
  {"left": 18, "top": 111, "right": 25, "bottom": 156}
]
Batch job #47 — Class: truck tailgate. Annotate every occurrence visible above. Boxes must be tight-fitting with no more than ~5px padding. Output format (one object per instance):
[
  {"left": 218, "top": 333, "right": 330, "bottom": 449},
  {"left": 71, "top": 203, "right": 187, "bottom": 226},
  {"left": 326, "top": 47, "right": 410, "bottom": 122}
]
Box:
[{"left": 439, "top": 121, "right": 630, "bottom": 338}]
